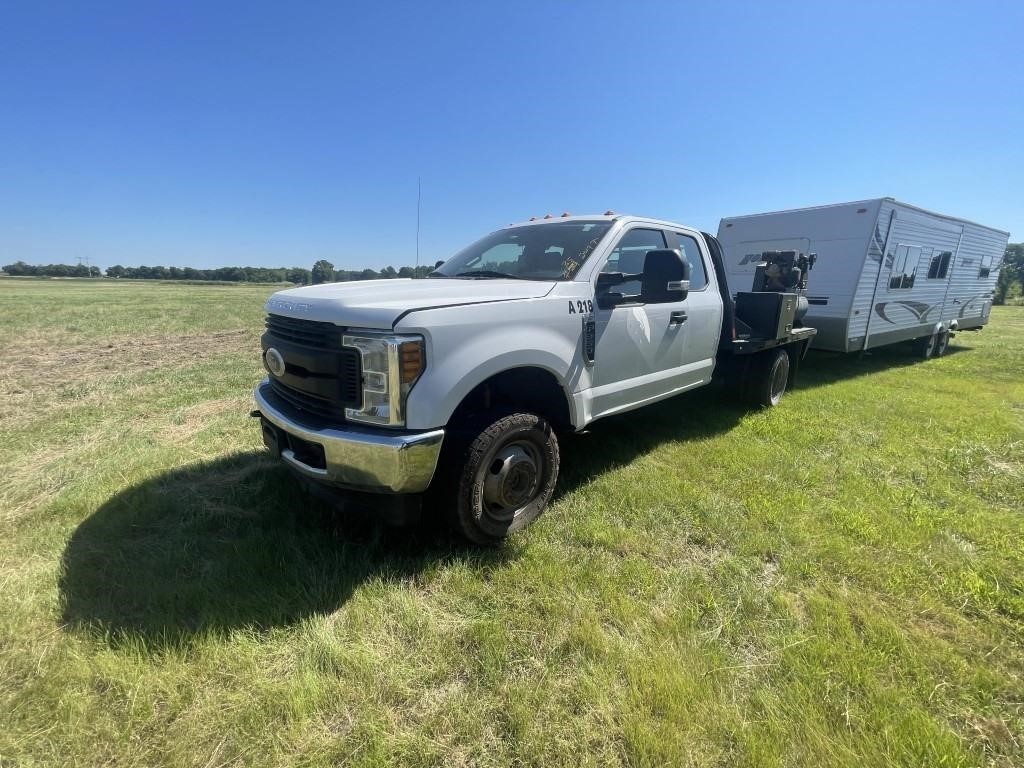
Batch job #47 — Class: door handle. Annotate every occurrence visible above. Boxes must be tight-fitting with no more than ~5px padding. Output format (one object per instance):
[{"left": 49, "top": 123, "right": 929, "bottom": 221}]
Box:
[{"left": 669, "top": 310, "right": 687, "bottom": 326}]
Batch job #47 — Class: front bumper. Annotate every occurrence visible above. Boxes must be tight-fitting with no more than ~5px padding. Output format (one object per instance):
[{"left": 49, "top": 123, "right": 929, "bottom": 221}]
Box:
[{"left": 253, "top": 379, "right": 444, "bottom": 493}]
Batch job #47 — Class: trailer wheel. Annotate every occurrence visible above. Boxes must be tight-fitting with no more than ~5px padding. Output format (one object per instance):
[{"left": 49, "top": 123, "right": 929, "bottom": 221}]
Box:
[
  {"left": 913, "top": 332, "right": 937, "bottom": 360},
  {"left": 750, "top": 349, "right": 790, "bottom": 407},
  {"left": 934, "top": 330, "right": 950, "bottom": 357},
  {"left": 447, "top": 411, "right": 560, "bottom": 545}
]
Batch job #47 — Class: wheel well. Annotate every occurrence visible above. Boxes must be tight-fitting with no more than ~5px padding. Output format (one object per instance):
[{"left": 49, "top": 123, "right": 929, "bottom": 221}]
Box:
[{"left": 449, "top": 367, "right": 573, "bottom": 431}]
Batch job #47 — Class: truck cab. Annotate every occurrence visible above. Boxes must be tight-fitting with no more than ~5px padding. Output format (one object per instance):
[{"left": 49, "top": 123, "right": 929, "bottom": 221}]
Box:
[{"left": 254, "top": 214, "right": 814, "bottom": 543}]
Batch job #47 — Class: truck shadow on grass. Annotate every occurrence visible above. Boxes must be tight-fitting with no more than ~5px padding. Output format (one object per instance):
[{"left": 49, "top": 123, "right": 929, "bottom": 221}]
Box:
[
  {"left": 59, "top": 451, "right": 515, "bottom": 649},
  {"left": 555, "top": 342, "right": 971, "bottom": 491},
  {"left": 60, "top": 342, "right": 970, "bottom": 649}
]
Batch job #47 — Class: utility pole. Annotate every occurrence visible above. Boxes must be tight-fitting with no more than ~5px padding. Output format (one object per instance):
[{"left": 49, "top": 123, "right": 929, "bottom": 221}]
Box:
[{"left": 416, "top": 176, "right": 421, "bottom": 269}]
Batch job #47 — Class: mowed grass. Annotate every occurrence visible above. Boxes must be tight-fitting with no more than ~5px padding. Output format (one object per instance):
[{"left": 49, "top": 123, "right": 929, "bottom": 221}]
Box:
[{"left": 1, "top": 278, "right": 1022, "bottom": 767}]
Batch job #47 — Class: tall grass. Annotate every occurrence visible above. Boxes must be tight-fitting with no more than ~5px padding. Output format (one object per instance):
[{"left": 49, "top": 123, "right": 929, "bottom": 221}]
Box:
[{"left": 1, "top": 280, "right": 1021, "bottom": 767}]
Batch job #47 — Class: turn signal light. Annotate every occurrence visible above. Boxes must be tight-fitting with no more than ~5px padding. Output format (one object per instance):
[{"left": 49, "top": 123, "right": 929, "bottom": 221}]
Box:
[{"left": 399, "top": 340, "right": 424, "bottom": 385}]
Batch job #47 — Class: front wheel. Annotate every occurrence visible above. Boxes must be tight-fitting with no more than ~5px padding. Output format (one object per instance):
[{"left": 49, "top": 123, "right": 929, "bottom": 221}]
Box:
[
  {"left": 934, "top": 329, "right": 950, "bottom": 357},
  {"left": 451, "top": 411, "right": 560, "bottom": 545}
]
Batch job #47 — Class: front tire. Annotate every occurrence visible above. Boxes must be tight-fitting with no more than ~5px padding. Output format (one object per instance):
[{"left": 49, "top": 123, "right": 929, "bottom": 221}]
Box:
[
  {"left": 934, "top": 329, "right": 950, "bottom": 357},
  {"left": 451, "top": 411, "right": 560, "bottom": 545}
]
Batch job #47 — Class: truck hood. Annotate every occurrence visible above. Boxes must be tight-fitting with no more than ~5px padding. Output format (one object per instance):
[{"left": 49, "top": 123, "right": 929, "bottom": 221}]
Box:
[{"left": 264, "top": 278, "right": 556, "bottom": 328}]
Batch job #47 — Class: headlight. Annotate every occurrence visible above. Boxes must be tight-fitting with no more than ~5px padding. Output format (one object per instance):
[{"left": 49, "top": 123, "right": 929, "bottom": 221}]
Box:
[{"left": 342, "top": 332, "right": 425, "bottom": 427}]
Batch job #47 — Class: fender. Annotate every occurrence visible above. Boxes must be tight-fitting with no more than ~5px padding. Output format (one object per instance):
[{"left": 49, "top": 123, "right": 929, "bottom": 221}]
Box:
[{"left": 398, "top": 300, "right": 584, "bottom": 430}]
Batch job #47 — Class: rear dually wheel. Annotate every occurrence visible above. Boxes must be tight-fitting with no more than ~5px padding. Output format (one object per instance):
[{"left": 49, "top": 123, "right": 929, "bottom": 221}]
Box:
[{"left": 749, "top": 348, "right": 791, "bottom": 408}]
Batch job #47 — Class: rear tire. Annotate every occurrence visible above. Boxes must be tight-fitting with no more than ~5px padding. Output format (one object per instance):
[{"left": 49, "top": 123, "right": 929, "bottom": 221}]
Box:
[
  {"left": 448, "top": 411, "right": 560, "bottom": 545},
  {"left": 913, "top": 332, "right": 937, "bottom": 359},
  {"left": 749, "top": 349, "right": 790, "bottom": 408}
]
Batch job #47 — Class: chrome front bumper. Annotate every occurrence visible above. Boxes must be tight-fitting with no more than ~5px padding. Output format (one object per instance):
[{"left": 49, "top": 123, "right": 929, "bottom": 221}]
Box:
[{"left": 253, "top": 380, "right": 444, "bottom": 494}]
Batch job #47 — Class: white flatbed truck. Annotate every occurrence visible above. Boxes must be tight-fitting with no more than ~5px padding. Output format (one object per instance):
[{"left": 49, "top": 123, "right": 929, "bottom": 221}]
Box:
[{"left": 253, "top": 213, "right": 816, "bottom": 543}]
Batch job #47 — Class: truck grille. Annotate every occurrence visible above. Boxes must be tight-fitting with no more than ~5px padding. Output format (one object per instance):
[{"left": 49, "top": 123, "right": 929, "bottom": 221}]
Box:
[
  {"left": 269, "top": 378, "right": 340, "bottom": 420},
  {"left": 265, "top": 314, "right": 345, "bottom": 349},
  {"left": 263, "top": 314, "right": 362, "bottom": 421}
]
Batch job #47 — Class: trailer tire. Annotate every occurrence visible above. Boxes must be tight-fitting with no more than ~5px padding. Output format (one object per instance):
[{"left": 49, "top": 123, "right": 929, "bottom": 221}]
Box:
[
  {"left": 934, "top": 329, "right": 950, "bottom": 357},
  {"left": 750, "top": 349, "right": 790, "bottom": 408},
  {"left": 446, "top": 411, "right": 559, "bottom": 545},
  {"left": 913, "top": 332, "right": 938, "bottom": 360}
]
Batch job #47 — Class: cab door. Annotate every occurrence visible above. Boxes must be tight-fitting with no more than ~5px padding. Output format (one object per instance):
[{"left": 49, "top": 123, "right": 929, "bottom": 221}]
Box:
[
  {"left": 667, "top": 229, "right": 723, "bottom": 374},
  {"left": 588, "top": 226, "right": 707, "bottom": 419}
]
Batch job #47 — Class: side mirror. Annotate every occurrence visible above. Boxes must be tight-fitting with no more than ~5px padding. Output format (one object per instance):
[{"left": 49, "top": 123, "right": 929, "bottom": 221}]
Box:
[{"left": 641, "top": 249, "right": 690, "bottom": 303}]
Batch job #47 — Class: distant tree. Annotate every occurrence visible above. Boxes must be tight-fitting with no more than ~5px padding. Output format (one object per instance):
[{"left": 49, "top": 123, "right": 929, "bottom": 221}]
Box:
[
  {"left": 106, "top": 265, "right": 126, "bottom": 278},
  {"left": 311, "top": 259, "right": 335, "bottom": 284},
  {"left": 380, "top": 265, "right": 398, "bottom": 279},
  {"left": 285, "top": 268, "right": 310, "bottom": 284},
  {"left": 358, "top": 268, "right": 379, "bottom": 281},
  {"left": 2, "top": 261, "right": 32, "bottom": 276},
  {"left": 995, "top": 243, "right": 1024, "bottom": 304},
  {"left": 397, "top": 266, "right": 414, "bottom": 278}
]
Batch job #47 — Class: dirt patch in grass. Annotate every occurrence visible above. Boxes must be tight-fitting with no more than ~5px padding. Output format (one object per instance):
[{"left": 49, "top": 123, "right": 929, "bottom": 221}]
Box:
[
  {"left": 2, "top": 330, "right": 255, "bottom": 393},
  {"left": 0, "top": 330, "right": 259, "bottom": 426}
]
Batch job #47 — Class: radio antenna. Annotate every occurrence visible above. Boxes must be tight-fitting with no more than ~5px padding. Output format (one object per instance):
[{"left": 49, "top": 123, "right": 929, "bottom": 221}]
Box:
[{"left": 415, "top": 176, "right": 421, "bottom": 268}]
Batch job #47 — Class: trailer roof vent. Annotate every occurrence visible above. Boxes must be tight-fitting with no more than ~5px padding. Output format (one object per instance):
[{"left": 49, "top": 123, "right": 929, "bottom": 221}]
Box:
[
  {"left": 604, "top": 210, "right": 615, "bottom": 215},
  {"left": 543, "top": 213, "right": 553, "bottom": 219},
  {"left": 560, "top": 211, "right": 571, "bottom": 217}
]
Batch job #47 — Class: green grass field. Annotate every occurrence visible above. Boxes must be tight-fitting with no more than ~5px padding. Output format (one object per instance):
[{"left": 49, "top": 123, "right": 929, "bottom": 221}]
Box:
[{"left": 1, "top": 279, "right": 1022, "bottom": 767}]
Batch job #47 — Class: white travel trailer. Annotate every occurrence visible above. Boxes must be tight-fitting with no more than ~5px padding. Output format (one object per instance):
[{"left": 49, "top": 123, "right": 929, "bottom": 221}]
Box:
[{"left": 717, "top": 198, "right": 1009, "bottom": 355}]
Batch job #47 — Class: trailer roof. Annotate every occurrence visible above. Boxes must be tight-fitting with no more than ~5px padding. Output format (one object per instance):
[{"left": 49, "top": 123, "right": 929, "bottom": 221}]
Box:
[{"left": 722, "top": 198, "right": 1009, "bottom": 237}]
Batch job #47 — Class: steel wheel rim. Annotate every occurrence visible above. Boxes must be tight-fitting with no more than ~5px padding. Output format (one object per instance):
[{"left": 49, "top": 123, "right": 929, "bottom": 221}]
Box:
[
  {"left": 481, "top": 439, "right": 543, "bottom": 522},
  {"left": 770, "top": 358, "right": 787, "bottom": 402}
]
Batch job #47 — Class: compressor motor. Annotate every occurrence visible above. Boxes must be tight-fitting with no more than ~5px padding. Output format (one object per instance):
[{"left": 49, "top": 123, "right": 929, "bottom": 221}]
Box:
[{"left": 732, "top": 250, "right": 817, "bottom": 340}]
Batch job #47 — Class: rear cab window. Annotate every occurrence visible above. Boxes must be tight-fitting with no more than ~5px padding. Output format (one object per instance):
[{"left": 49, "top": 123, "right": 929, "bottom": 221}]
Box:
[{"left": 670, "top": 232, "right": 709, "bottom": 290}]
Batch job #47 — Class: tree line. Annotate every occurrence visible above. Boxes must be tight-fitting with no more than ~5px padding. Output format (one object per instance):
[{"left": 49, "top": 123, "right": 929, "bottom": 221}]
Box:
[{"left": 1, "top": 260, "right": 438, "bottom": 284}]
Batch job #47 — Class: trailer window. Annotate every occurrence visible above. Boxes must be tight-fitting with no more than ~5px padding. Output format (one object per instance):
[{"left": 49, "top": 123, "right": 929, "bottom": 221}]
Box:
[
  {"left": 927, "top": 251, "right": 952, "bottom": 280},
  {"left": 673, "top": 233, "right": 708, "bottom": 290},
  {"left": 979, "top": 256, "right": 992, "bottom": 278},
  {"left": 889, "top": 244, "right": 920, "bottom": 290}
]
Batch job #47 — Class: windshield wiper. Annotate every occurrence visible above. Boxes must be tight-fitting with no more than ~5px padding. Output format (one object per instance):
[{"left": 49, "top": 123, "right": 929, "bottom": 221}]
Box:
[{"left": 451, "top": 270, "right": 526, "bottom": 280}]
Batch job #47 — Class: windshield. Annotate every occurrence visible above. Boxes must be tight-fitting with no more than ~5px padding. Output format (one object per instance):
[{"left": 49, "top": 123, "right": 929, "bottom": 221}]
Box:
[{"left": 432, "top": 220, "right": 613, "bottom": 280}]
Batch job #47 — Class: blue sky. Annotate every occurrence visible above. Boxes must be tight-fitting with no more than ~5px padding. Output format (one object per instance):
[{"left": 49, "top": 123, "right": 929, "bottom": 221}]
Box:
[{"left": 2, "top": 1, "right": 1021, "bottom": 272}]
